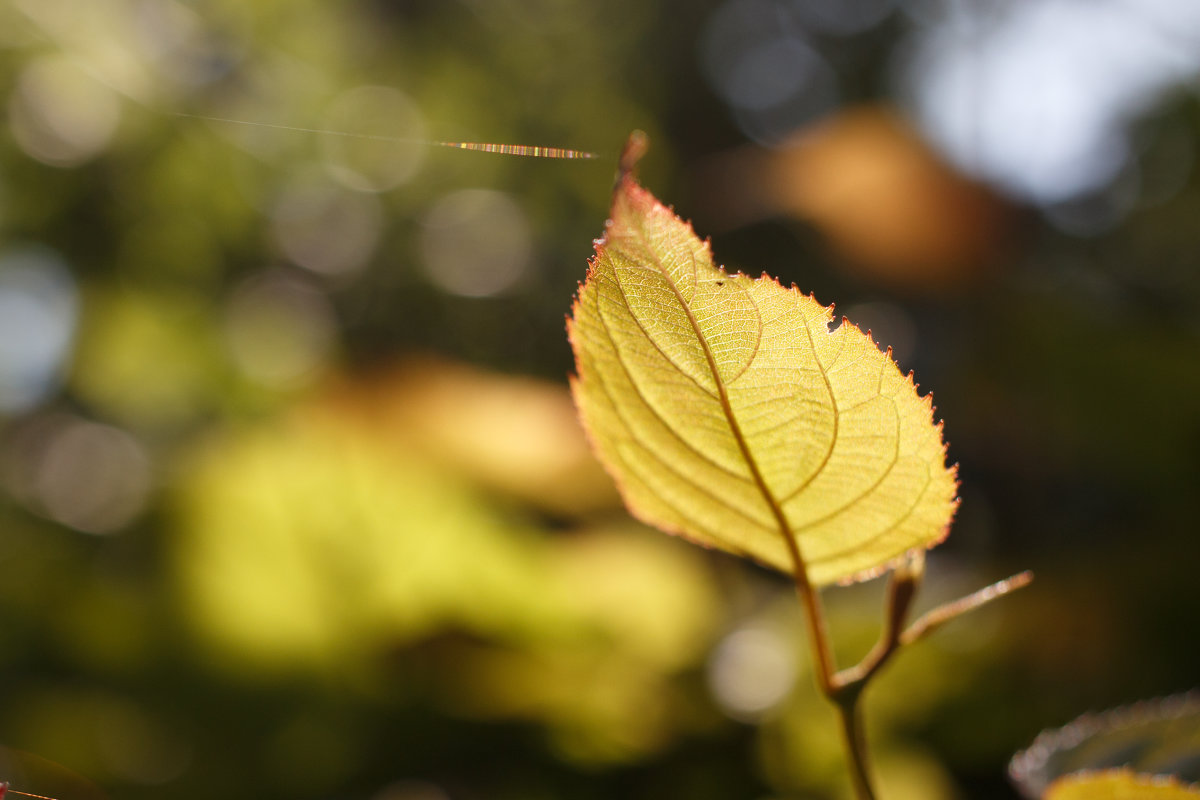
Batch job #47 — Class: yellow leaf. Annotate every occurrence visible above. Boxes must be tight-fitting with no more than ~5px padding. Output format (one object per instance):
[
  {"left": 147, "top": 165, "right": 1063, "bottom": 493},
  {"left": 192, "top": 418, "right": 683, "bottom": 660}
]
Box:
[
  {"left": 1045, "top": 770, "right": 1200, "bottom": 800},
  {"left": 568, "top": 173, "right": 958, "bottom": 585}
]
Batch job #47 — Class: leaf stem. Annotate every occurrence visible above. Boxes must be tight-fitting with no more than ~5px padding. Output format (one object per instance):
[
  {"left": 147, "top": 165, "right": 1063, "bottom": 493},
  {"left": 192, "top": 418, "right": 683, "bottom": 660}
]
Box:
[
  {"left": 791, "top": 563, "right": 839, "bottom": 694},
  {"left": 789, "top": 562, "right": 879, "bottom": 799}
]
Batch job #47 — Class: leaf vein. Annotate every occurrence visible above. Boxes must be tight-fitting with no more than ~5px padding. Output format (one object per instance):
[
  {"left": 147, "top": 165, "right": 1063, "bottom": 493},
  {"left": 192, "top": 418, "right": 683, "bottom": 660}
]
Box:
[
  {"left": 631, "top": 230, "right": 801, "bottom": 573},
  {"left": 594, "top": 281, "right": 755, "bottom": 486},
  {"left": 808, "top": 465, "right": 934, "bottom": 566},
  {"left": 786, "top": 395, "right": 902, "bottom": 518}
]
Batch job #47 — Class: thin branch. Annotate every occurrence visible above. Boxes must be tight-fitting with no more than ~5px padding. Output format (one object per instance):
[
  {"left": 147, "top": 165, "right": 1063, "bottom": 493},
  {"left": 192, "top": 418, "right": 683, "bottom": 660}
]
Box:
[
  {"left": 900, "top": 571, "right": 1034, "bottom": 647},
  {"left": 835, "top": 553, "right": 925, "bottom": 689},
  {"left": 818, "top": 565, "right": 1031, "bottom": 800},
  {"left": 835, "top": 699, "right": 876, "bottom": 800}
]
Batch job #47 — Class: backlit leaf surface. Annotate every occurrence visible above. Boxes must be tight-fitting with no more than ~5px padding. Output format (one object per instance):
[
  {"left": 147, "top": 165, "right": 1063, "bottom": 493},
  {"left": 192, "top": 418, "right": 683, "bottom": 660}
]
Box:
[
  {"left": 1045, "top": 770, "right": 1200, "bottom": 800},
  {"left": 568, "top": 174, "right": 957, "bottom": 585}
]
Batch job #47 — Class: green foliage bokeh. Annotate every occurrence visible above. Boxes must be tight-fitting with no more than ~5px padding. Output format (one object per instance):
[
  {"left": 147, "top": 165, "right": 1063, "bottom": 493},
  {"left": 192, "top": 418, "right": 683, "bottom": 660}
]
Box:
[{"left": 0, "top": 1, "right": 1198, "bottom": 799}]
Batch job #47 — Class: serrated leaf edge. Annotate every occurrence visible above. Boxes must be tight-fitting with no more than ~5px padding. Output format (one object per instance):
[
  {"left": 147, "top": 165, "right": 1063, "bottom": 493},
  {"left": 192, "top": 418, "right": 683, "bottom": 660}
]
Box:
[
  {"left": 567, "top": 176, "right": 959, "bottom": 585},
  {"left": 1010, "top": 691, "right": 1200, "bottom": 799}
]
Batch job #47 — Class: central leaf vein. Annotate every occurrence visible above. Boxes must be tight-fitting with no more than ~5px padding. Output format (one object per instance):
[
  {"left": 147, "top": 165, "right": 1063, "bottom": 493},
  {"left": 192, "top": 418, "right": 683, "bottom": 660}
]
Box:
[{"left": 622, "top": 231, "right": 803, "bottom": 573}]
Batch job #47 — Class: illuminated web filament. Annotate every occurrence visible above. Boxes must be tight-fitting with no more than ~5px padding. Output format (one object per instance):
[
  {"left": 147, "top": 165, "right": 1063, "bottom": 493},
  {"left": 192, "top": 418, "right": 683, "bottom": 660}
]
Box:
[
  {"left": 173, "top": 113, "right": 601, "bottom": 160},
  {"left": 437, "top": 141, "right": 598, "bottom": 159},
  {"left": 1, "top": 782, "right": 60, "bottom": 800}
]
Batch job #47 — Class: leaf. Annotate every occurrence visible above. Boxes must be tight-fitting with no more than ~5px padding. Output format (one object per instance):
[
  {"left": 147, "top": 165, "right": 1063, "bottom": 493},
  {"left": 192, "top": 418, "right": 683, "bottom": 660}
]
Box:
[
  {"left": 1011, "top": 693, "right": 1200, "bottom": 799},
  {"left": 1044, "top": 770, "right": 1200, "bottom": 800},
  {"left": 568, "top": 170, "right": 958, "bottom": 586}
]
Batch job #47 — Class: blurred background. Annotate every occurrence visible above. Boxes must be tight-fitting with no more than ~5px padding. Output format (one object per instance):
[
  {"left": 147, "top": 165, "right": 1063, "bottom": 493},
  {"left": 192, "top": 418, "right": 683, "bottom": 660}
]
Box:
[{"left": 0, "top": 0, "right": 1198, "bottom": 798}]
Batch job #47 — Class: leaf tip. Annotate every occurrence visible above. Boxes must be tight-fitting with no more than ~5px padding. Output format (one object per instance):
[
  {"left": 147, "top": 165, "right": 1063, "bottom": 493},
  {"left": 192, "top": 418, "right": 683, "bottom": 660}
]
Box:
[{"left": 618, "top": 130, "right": 650, "bottom": 179}]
